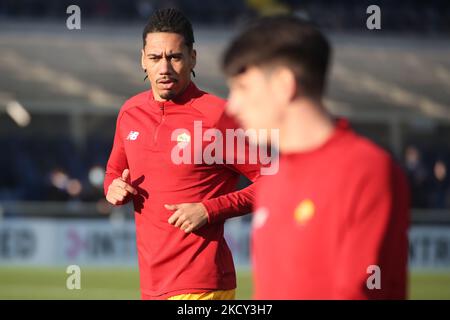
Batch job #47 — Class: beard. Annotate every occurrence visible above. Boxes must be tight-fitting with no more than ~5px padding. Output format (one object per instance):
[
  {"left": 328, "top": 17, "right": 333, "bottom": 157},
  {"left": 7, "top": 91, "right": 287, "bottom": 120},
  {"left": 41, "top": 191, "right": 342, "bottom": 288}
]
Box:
[{"left": 159, "top": 90, "right": 177, "bottom": 100}]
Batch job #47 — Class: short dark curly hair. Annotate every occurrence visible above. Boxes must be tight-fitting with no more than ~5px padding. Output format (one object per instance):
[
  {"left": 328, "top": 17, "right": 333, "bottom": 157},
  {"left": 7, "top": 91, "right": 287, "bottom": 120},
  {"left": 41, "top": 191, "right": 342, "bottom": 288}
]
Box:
[
  {"left": 223, "top": 15, "right": 331, "bottom": 98},
  {"left": 142, "top": 8, "right": 195, "bottom": 50}
]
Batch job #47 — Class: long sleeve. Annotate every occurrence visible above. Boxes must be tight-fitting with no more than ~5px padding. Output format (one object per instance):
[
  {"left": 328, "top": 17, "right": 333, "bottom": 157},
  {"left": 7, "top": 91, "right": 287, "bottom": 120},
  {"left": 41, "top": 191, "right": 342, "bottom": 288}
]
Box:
[
  {"left": 202, "top": 114, "right": 264, "bottom": 224},
  {"left": 332, "top": 160, "right": 410, "bottom": 299},
  {"left": 103, "top": 111, "right": 129, "bottom": 200},
  {"left": 202, "top": 163, "right": 261, "bottom": 224}
]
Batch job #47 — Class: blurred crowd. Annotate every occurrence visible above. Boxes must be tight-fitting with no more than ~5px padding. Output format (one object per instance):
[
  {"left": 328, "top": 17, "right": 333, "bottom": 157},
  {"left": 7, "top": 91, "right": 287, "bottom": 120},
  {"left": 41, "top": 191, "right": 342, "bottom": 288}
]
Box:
[
  {"left": 404, "top": 144, "right": 450, "bottom": 209},
  {"left": 0, "top": 0, "right": 449, "bottom": 211},
  {"left": 0, "top": 136, "right": 109, "bottom": 203},
  {"left": 0, "top": 137, "right": 449, "bottom": 210},
  {"left": 0, "top": 0, "right": 449, "bottom": 33}
]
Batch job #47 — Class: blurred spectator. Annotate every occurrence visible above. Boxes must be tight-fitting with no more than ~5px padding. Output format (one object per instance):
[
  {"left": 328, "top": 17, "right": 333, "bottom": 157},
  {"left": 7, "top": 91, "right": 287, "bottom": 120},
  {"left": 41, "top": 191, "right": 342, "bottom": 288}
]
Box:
[
  {"left": 404, "top": 145, "right": 429, "bottom": 208},
  {"left": 81, "top": 165, "right": 106, "bottom": 201},
  {"left": 46, "top": 168, "right": 71, "bottom": 201},
  {"left": 428, "top": 159, "right": 450, "bottom": 209}
]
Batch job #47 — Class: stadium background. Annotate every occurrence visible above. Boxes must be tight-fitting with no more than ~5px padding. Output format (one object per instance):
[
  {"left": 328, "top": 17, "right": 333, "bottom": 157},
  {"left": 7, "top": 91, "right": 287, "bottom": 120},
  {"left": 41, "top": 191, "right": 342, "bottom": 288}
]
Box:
[{"left": 1, "top": 0, "right": 450, "bottom": 299}]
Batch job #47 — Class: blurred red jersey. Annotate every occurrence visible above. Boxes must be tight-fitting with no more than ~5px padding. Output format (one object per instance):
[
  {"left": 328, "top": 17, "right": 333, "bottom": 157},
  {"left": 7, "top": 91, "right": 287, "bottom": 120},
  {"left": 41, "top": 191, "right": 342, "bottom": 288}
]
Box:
[
  {"left": 252, "top": 119, "right": 410, "bottom": 299},
  {"left": 105, "top": 82, "right": 260, "bottom": 299}
]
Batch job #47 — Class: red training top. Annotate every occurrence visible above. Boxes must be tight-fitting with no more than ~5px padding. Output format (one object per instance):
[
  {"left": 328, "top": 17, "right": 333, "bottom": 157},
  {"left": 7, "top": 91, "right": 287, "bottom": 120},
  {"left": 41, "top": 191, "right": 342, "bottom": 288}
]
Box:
[
  {"left": 252, "top": 119, "right": 410, "bottom": 299},
  {"left": 105, "top": 82, "right": 260, "bottom": 299}
]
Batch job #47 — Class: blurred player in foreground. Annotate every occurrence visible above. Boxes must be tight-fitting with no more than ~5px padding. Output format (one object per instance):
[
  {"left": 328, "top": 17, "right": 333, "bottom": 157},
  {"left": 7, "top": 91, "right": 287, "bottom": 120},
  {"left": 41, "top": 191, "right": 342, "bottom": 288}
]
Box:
[
  {"left": 222, "top": 15, "right": 410, "bottom": 299},
  {"left": 104, "top": 8, "right": 260, "bottom": 300}
]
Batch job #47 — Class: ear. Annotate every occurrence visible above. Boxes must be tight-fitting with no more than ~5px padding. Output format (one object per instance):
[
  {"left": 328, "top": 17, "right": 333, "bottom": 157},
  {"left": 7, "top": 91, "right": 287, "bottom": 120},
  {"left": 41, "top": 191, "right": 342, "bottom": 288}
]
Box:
[
  {"left": 273, "top": 67, "right": 297, "bottom": 103},
  {"left": 190, "top": 49, "right": 197, "bottom": 70},
  {"left": 141, "top": 48, "right": 146, "bottom": 70}
]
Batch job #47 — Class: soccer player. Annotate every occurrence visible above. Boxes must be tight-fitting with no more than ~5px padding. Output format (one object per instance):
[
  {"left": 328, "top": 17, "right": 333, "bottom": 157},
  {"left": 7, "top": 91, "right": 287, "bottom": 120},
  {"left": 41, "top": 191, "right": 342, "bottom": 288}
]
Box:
[
  {"left": 222, "top": 16, "right": 410, "bottom": 299},
  {"left": 104, "top": 8, "right": 260, "bottom": 300}
]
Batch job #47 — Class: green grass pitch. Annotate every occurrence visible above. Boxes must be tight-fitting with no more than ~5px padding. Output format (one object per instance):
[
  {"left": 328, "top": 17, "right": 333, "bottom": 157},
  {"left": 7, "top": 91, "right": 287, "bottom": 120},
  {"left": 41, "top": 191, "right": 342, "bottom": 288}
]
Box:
[{"left": 0, "top": 267, "right": 449, "bottom": 300}]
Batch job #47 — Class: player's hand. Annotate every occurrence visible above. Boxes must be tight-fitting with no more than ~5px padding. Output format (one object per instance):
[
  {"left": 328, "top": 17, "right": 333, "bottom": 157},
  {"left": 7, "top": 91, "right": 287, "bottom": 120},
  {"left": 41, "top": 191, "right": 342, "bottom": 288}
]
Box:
[
  {"left": 106, "top": 169, "right": 138, "bottom": 205},
  {"left": 165, "top": 203, "right": 208, "bottom": 233}
]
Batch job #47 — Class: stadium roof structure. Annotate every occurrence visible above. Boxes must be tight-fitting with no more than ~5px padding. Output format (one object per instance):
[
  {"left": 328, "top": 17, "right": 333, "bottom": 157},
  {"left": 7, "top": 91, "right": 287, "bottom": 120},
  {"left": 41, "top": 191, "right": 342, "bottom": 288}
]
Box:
[{"left": 1, "top": 22, "right": 450, "bottom": 124}]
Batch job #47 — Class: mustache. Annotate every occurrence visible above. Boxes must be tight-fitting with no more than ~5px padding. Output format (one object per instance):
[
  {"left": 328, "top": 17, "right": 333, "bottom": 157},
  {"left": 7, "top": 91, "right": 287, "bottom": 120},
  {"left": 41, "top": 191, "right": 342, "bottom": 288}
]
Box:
[{"left": 156, "top": 77, "right": 178, "bottom": 83}]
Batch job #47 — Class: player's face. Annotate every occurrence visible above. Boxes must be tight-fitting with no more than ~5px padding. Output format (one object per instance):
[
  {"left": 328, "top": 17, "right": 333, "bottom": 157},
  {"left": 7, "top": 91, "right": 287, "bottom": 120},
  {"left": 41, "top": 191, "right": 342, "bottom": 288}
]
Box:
[
  {"left": 226, "top": 67, "right": 285, "bottom": 144},
  {"left": 142, "top": 32, "right": 196, "bottom": 101}
]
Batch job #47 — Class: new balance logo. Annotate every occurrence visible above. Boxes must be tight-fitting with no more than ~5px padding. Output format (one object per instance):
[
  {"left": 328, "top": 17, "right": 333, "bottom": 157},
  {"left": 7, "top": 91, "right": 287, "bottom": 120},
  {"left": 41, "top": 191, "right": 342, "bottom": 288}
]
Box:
[{"left": 126, "top": 131, "right": 140, "bottom": 141}]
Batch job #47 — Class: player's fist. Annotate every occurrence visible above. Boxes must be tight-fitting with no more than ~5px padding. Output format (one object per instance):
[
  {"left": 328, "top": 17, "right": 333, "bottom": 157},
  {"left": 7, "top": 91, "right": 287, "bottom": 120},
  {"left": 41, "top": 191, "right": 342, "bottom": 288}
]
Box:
[
  {"left": 165, "top": 203, "right": 208, "bottom": 233},
  {"left": 106, "top": 169, "right": 138, "bottom": 205}
]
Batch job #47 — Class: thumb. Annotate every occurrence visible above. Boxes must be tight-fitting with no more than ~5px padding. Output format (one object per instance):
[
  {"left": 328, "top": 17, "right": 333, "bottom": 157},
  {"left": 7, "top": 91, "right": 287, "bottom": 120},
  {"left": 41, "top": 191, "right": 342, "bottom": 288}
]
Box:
[
  {"left": 164, "top": 204, "right": 179, "bottom": 211},
  {"left": 121, "top": 169, "right": 130, "bottom": 181}
]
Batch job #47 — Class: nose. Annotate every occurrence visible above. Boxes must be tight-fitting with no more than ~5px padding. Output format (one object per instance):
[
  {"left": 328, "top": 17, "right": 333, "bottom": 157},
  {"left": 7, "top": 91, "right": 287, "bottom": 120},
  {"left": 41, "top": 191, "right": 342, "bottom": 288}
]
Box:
[{"left": 159, "top": 57, "right": 172, "bottom": 75}]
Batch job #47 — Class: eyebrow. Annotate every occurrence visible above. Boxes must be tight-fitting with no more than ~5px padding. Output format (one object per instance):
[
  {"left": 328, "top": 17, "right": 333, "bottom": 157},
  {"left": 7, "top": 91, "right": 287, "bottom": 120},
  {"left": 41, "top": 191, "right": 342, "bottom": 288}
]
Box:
[{"left": 147, "top": 52, "right": 184, "bottom": 58}]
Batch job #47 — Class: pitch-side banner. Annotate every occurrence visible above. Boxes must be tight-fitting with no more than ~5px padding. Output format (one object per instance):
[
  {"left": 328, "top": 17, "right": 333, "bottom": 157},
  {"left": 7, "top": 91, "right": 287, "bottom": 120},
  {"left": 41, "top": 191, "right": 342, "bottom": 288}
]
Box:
[{"left": 0, "top": 218, "right": 449, "bottom": 270}]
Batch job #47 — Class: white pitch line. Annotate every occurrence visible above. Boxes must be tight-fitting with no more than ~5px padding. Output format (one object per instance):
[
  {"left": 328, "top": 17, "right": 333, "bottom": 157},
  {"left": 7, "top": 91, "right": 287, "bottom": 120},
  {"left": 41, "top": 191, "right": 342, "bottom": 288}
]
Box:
[{"left": 0, "top": 283, "right": 137, "bottom": 297}]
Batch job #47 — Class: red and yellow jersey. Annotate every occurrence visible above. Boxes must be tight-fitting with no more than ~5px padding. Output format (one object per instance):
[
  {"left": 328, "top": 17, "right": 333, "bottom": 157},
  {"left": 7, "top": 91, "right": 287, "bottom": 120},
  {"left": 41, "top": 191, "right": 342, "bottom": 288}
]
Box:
[
  {"left": 104, "top": 82, "right": 260, "bottom": 299},
  {"left": 252, "top": 119, "right": 410, "bottom": 299}
]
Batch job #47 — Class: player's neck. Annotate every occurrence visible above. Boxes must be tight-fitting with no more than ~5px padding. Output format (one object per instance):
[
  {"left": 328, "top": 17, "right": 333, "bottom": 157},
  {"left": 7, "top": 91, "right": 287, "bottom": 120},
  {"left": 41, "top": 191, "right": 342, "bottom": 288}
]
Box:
[{"left": 279, "top": 98, "right": 335, "bottom": 154}]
